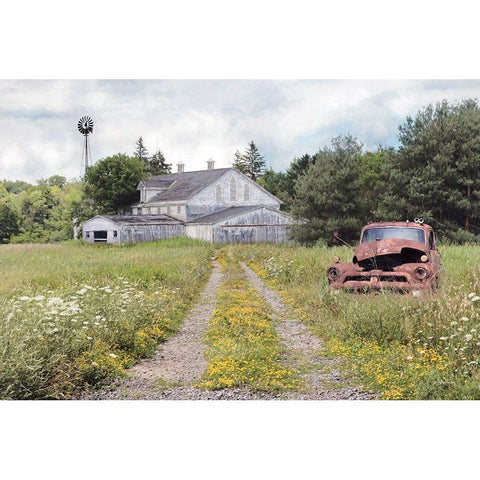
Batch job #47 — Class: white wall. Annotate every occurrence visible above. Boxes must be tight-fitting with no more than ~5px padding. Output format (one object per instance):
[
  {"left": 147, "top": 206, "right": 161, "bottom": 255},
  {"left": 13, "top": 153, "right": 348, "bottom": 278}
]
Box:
[
  {"left": 82, "top": 217, "right": 121, "bottom": 244},
  {"left": 186, "top": 170, "right": 280, "bottom": 220}
]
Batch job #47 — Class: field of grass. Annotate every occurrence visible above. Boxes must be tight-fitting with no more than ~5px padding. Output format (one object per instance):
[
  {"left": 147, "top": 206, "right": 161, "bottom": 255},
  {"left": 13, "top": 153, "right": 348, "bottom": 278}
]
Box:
[
  {"left": 235, "top": 243, "right": 480, "bottom": 399},
  {"left": 0, "top": 239, "right": 214, "bottom": 399}
]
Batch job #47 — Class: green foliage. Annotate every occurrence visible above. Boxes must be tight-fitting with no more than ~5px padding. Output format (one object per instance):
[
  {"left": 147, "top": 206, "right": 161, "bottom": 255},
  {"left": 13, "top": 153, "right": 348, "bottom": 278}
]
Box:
[
  {"left": 133, "top": 136, "right": 149, "bottom": 163},
  {"left": 83, "top": 153, "right": 147, "bottom": 214},
  {"left": 256, "top": 169, "right": 291, "bottom": 208},
  {"left": 233, "top": 141, "right": 266, "bottom": 180},
  {"left": 0, "top": 201, "right": 19, "bottom": 243},
  {"left": 37, "top": 175, "right": 67, "bottom": 188},
  {"left": 291, "top": 135, "right": 366, "bottom": 244},
  {"left": 377, "top": 99, "right": 480, "bottom": 242},
  {"left": 148, "top": 150, "right": 172, "bottom": 175}
]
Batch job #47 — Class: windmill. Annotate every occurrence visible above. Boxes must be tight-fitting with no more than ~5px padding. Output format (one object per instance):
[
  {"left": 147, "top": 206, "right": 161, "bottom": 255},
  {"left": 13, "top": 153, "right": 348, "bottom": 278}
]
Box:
[{"left": 78, "top": 115, "right": 94, "bottom": 177}]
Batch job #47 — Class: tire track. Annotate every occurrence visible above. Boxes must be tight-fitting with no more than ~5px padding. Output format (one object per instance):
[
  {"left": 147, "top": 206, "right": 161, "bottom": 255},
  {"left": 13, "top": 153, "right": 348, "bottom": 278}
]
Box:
[{"left": 240, "top": 262, "right": 374, "bottom": 400}]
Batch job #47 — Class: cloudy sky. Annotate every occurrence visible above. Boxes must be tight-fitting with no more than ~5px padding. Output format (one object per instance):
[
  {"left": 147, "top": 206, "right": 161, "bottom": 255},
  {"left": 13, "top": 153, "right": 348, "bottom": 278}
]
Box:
[{"left": 1, "top": 79, "right": 480, "bottom": 183}]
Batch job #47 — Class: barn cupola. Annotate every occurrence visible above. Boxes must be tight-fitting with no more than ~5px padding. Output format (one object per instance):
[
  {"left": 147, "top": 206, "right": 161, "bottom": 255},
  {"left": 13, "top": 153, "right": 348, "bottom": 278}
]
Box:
[
  {"left": 207, "top": 159, "right": 215, "bottom": 170},
  {"left": 177, "top": 162, "right": 185, "bottom": 173}
]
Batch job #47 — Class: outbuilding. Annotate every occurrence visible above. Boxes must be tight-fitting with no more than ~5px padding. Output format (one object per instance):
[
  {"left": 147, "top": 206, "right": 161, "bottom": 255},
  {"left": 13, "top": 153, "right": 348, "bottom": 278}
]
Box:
[{"left": 82, "top": 215, "right": 184, "bottom": 244}]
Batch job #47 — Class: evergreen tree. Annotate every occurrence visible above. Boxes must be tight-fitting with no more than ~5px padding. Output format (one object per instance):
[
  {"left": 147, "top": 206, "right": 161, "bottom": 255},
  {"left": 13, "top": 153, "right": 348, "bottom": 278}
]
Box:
[
  {"left": 377, "top": 99, "right": 480, "bottom": 241},
  {"left": 133, "top": 137, "right": 149, "bottom": 164},
  {"left": 291, "top": 135, "right": 365, "bottom": 244},
  {"left": 243, "top": 141, "right": 266, "bottom": 180},
  {"left": 232, "top": 149, "right": 249, "bottom": 175},
  {"left": 148, "top": 150, "right": 172, "bottom": 175}
]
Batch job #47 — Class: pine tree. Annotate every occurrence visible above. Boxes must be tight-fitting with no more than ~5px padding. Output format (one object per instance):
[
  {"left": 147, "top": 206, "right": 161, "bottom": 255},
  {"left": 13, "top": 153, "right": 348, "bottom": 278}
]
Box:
[
  {"left": 232, "top": 149, "right": 249, "bottom": 175},
  {"left": 133, "top": 137, "right": 149, "bottom": 164},
  {"left": 148, "top": 150, "right": 172, "bottom": 175},
  {"left": 238, "top": 141, "right": 266, "bottom": 180}
]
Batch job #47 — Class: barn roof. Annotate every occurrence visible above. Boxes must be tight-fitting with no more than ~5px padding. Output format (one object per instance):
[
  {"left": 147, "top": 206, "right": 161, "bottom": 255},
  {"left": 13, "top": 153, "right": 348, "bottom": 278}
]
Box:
[
  {"left": 84, "top": 215, "right": 182, "bottom": 226},
  {"left": 187, "top": 206, "right": 281, "bottom": 225},
  {"left": 139, "top": 168, "right": 232, "bottom": 202}
]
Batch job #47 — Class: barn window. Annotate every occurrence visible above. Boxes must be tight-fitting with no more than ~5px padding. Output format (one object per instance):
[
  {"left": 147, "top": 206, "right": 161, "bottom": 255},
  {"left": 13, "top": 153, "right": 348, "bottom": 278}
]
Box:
[
  {"left": 230, "top": 177, "right": 237, "bottom": 201},
  {"left": 244, "top": 184, "right": 250, "bottom": 201},
  {"left": 215, "top": 185, "right": 222, "bottom": 202},
  {"left": 113, "top": 231, "right": 118, "bottom": 238}
]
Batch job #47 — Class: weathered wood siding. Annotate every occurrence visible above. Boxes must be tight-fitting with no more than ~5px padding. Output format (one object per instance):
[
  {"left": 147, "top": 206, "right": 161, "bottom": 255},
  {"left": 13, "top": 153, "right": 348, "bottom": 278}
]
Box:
[
  {"left": 188, "top": 207, "right": 293, "bottom": 244},
  {"left": 186, "top": 170, "right": 280, "bottom": 221},
  {"left": 120, "top": 224, "right": 185, "bottom": 243},
  {"left": 184, "top": 224, "right": 213, "bottom": 242},
  {"left": 213, "top": 225, "right": 290, "bottom": 243}
]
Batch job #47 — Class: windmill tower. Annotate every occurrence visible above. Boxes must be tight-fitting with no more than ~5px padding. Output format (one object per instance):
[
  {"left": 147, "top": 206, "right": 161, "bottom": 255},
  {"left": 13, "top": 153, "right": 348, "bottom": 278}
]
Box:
[{"left": 78, "top": 116, "right": 94, "bottom": 177}]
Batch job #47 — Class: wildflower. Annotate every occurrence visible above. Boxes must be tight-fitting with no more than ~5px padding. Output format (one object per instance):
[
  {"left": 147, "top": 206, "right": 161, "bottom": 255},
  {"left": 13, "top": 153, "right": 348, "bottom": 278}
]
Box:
[
  {"left": 439, "top": 336, "right": 448, "bottom": 341},
  {"left": 465, "top": 334, "right": 473, "bottom": 341},
  {"left": 109, "top": 353, "right": 117, "bottom": 358},
  {"left": 451, "top": 321, "right": 458, "bottom": 326},
  {"left": 471, "top": 296, "right": 480, "bottom": 303},
  {"left": 76, "top": 288, "right": 88, "bottom": 295},
  {"left": 406, "top": 356, "right": 413, "bottom": 361},
  {"left": 87, "top": 336, "right": 93, "bottom": 340},
  {"left": 468, "top": 292, "right": 476, "bottom": 299},
  {"left": 461, "top": 317, "right": 469, "bottom": 322},
  {"left": 91, "top": 362, "right": 99, "bottom": 367},
  {"left": 19, "top": 296, "right": 30, "bottom": 301},
  {"left": 33, "top": 295, "right": 45, "bottom": 301}
]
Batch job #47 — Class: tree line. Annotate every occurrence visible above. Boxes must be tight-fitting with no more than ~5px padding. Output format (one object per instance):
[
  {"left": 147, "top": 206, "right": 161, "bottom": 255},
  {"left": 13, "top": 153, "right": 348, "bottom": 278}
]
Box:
[{"left": 2, "top": 99, "right": 480, "bottom": 244}]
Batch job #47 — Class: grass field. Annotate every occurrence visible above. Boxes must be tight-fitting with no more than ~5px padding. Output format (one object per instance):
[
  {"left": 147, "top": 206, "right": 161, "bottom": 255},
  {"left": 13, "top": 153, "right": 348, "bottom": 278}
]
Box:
[
  {"left": 2, "top": 239, "right": 480, "bottom": 400},
  {"left": 235, "top": 243, "right": 480, "bottom": 399},
  {"left": 0, "top": 239, "right": 214, "bottom": 399}
]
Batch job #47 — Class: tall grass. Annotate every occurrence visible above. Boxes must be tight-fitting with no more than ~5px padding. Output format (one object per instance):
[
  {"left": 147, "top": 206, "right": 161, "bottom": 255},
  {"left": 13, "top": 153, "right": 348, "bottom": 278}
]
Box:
[
  {"left": 235, "top": 243, "right": 480, "bottom": 399},
  {"left": 0, "top": 239, "right": 214, "bottom": 399}
]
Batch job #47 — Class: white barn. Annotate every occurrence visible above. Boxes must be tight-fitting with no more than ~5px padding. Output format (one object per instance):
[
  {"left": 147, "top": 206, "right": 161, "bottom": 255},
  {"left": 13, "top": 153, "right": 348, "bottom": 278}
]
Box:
[{"left": 82, "top": 163, "right": 294, "bottom": 244}]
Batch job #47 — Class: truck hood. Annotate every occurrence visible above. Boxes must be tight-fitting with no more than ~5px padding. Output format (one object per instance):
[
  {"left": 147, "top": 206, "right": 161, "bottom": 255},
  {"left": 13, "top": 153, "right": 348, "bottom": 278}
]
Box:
[{"left": 354, "top": 238, "right": 428, "bottom": 262}]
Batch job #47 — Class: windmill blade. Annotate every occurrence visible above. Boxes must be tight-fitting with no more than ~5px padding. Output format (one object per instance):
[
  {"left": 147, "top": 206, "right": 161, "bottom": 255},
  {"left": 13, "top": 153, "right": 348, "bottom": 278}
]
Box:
[{"left": 78, "top": 116, "right": 94, "bottom": 135}]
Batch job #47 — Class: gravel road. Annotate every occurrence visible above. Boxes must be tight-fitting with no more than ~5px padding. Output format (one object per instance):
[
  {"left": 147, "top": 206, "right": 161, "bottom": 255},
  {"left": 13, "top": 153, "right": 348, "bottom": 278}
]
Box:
[
  {"left": 79, "top": 260, "right": 374, "bottom": 400},
  {"left": 240, "top": 262, "right": 374, "bottom": 400}
]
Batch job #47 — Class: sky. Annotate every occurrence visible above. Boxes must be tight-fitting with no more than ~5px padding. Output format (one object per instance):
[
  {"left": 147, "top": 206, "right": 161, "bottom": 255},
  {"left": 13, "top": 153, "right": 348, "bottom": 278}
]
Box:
[{"left": 1, "top": 79, "right": 480, "bottom": 183}]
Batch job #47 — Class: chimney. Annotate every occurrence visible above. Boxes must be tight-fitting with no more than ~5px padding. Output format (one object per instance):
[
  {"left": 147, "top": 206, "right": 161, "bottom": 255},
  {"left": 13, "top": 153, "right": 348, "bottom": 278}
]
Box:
[
  {"left": 207, "top": 159, "right": 215, "bottom": 171},
  {"left": 177, "top": 162, "right": 185, "bottom": 173}
]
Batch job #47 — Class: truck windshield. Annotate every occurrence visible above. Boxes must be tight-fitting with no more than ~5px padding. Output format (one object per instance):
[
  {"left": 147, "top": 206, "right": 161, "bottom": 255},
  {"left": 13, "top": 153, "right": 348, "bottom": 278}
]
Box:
[{"left": 361, "top": 227, "right": 425, "bottom": 244}]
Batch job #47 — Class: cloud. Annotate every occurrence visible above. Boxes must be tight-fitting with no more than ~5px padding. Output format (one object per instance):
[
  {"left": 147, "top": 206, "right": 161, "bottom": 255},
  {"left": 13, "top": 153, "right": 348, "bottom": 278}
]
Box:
[{"left": 1, "top": 79, "right": 480, "bottom": 182}]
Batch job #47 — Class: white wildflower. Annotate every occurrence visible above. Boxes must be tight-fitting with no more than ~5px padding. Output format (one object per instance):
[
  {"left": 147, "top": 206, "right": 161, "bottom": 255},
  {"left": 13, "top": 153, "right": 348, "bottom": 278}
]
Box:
[
  {"left": 33, "top": 295, "right": 45, "bottom": 301},
  {"left": 18, "top": 296, "right": 30, "bottom": 301},
  {"left": 76, "top": 288, "right": 87, "bottom": 295},
  {"left": 468, "top": 292, "right": 476, "bottom": 299},
  {"left": 406, "top": 356, "right": 413, "bottom": 360},
  {"left": 91, "top": 362, "right": 99, "bottom": 367},
  {"left": 109, "top": 353, "right": 117, "bottom": 358},
  {"left": 465, "top": 334, "right": 473, "bottom": 341},
  {"left": 439, "top": 336, "right": 448, "bottom": 341},
  {"left": 87, "top": 336, "right": 93, "bottom": 340},
  {"left": 461, "top": 317, "right": 470, "bottom": 322},
  {"left": 451, "top": 321, "right": 458, "bottom": 326}
]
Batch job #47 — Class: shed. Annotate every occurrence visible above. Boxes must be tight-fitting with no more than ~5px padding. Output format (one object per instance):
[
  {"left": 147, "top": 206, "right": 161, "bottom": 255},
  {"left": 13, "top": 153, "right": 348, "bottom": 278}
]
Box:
[
  {"left": 82, "top": 215, "right": 184, "bottom": 244},
  {"left": 185, "top": 206, "right": 293, "bottom": 243}
]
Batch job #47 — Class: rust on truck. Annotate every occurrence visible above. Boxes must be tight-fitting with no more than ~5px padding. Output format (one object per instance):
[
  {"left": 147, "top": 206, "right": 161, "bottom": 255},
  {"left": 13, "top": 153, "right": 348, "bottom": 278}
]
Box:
[{"left": 327, "top": 219, "right": 442, "bottom": 293}]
